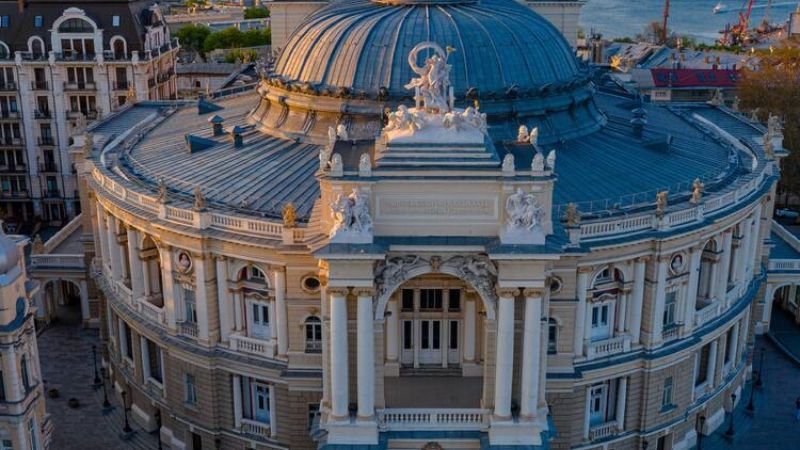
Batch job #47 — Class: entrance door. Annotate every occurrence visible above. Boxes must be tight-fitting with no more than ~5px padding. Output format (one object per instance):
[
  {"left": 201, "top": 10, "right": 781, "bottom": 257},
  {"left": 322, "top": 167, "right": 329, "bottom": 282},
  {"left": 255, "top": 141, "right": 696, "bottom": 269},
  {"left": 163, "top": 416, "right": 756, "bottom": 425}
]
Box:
[
  {"left": 252, "top": 383, "right": 270, "bottom": 423},
  {"left": 589, "top": 384, "right": 607, "bottom": 426},
  {"left": 401, "top": 320, "right": 414, "bottom": 365},
  {"left": 590, "top": 304, "right": 611, "bottom": 341},
  {"left": 419, "top": 320, "right": 441, "bottom": 365},
  {"left": 448, "top": 320, "right": 460, "bottom": 364}
]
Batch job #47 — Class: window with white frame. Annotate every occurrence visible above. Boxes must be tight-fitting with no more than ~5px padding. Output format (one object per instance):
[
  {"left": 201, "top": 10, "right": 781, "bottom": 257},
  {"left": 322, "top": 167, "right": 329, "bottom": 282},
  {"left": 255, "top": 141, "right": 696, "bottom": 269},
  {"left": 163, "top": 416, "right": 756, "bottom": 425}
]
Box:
[
  {"left": 590, "top": 303, "right": 611, "bottom": 341},
  {"left": 663, "top": 291, "right": 677, "bottom": 328},
  {"left": 247, "top": 301, "right": 270, "bottom": 339},
  {"left": 144, "top": 339, "right": 163, "bottom": 384},
  {"left": 588, "top": 380, "right": 620, "bottom": 426},
  {"left": 240, "top": 378, "right": 271, "bottom": 425},
  {"left": 0, "top": 439, "right": 11, "bottom": 450},
  {"left": 661, "top": 376, "right": 674, "bottom": 408},
  {"left": 183, "top": 288, "right": 197, "bottom": 324},
  {"left": 185, "top": 373, "right": 197, "bottom": 406},
  {"left": 305, "top": 316, "right": 322, "bottom": 353}
]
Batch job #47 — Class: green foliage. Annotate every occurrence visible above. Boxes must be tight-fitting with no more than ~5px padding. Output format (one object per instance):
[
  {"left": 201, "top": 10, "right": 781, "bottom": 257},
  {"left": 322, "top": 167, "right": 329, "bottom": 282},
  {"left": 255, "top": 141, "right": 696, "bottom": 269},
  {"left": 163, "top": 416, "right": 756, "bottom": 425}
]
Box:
[
  {"left": 244, "top": 7, "right": 270, "bottom": 19},
  {"left": 202, "top": 27, "right": 271, "bottom": 53},
  {"left": 175, "top": 24, "right": 212, "bottom": 56},
  {"left": 738, "top": 43, "right": 800, "bottom": 202},
  {"left": 224, "top": 49, "right": 259, "bottom": 64}
]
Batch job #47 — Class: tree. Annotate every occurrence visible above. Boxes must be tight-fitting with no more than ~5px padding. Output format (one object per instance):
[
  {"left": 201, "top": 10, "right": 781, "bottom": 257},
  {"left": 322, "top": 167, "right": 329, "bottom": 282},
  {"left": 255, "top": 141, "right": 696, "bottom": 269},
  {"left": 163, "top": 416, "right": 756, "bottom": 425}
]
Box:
[
  {"left": 176, "top": 24, "right": 211, "bottom": 58},
  {"left": 202, "top": 27, "right": 271, "bottom": 53},
  {"left": 244, "top": 7, "right": 270, "bottom": 19},
  {"left": 738, "top": 43, "right": 800, "bottom": 204}
]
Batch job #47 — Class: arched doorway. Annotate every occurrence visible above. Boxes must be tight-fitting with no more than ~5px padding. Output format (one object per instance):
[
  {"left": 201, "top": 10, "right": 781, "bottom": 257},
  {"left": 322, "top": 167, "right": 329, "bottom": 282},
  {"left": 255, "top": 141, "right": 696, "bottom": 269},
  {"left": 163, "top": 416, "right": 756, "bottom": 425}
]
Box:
[
  {"left": 40, "top": 279, "right": 84, "bottom": 325},
  {"left": 383, "top": 273, "right": 484, "bottom": 409},
  {"left": 140, "top": 235, "right": 163, "bottom": 307}
]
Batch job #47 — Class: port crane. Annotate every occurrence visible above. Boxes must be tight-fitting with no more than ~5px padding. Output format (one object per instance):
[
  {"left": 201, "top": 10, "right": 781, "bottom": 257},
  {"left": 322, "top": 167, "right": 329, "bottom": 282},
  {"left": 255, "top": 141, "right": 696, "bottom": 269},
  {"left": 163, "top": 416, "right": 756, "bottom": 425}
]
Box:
[{"left": 720, "top": 0, "right": 756, "bottom": 46}]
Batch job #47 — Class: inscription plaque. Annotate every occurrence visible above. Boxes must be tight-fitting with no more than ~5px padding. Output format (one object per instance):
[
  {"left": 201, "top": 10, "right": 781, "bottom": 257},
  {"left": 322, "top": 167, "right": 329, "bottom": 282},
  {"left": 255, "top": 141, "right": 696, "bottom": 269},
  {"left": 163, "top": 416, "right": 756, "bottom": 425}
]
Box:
[{"left": 377, "top": 195, "right": 498, "bottom": 221}]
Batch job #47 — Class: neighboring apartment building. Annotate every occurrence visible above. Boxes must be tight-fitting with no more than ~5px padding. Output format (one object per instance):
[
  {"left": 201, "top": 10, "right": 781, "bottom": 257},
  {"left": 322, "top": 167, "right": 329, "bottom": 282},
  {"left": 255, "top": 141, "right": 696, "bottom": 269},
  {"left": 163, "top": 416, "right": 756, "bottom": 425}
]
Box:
[
  {"left": 0, "top": 227, "right": 50, "bottom": 449},
  {"left": 66, "top": 0, "right": 793, "bottom": 448},
  {"left": 0, "top": 0, "right": 177, "bottom": 230}
]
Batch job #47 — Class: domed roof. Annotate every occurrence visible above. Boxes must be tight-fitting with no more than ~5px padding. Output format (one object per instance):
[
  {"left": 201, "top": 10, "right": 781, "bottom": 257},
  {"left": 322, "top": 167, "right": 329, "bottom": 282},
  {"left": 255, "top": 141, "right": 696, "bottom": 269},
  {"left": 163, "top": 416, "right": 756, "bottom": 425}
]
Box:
[
  {"left": 0, "top": 226, "right": 19, "bottom": 275},
  {"left": 274, "top": 0, "right": 581, "bottom": 98}
]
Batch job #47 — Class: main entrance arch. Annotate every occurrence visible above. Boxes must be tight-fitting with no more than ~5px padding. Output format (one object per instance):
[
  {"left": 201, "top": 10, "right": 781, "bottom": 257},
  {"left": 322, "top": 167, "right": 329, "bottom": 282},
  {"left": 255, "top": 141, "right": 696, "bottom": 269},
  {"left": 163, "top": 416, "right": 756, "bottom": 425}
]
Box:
[{"left": 38, "top": 279, "right": 86, "bottom": 325}]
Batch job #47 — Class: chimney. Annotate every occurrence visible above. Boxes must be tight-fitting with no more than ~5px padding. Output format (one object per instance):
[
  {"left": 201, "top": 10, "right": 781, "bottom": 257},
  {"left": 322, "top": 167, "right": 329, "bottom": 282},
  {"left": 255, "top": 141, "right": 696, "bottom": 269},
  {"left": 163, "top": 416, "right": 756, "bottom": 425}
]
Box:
[
  {"left": 208, "top": 115, "right": 225, "bottom": 136},
  {"left": 231, "top": 126, "right": 245, "bottom": 148}
]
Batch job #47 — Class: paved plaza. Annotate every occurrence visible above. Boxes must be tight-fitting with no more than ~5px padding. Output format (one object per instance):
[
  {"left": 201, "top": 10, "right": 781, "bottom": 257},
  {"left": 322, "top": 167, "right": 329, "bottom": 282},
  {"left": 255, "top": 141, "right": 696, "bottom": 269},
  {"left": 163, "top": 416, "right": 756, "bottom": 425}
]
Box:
[{"left": 38, "top": 313, "right": 159, "bottom": 450}]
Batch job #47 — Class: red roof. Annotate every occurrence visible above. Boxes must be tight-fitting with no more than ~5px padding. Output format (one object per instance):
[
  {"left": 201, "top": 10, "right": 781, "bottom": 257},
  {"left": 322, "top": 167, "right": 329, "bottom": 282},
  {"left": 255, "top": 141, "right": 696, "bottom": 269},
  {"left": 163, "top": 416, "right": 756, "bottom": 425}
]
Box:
[{"left": 650, "top": 68, "right": 740, "bottom": 88}]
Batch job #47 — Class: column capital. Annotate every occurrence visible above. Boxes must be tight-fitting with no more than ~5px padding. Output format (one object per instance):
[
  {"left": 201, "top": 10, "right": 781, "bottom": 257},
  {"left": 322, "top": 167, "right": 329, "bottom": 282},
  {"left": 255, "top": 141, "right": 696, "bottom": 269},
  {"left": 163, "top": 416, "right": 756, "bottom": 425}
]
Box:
[
  {"left": 577, "top": 266, "right": 594, "bottom": 274},
  {"left": 634, "top": 255, "right": 651, "bottom": 264},
  {"left": 496, "top": 288, "right": 520, "bottom": 299},
  {"left": 328, "top": 287, "right": 350, "bottom": 297},
  {"left": 354, "top": 288, "right": 375, "bottom": 298},
  {"left": 214, "top": 255, "right": 227, "bottom": 262},
  {"left": 657, "top": 255, "right": 672, "bottom": 264},
  {"left": 522, "top": 288, "right": 544, "bottom": 299}
]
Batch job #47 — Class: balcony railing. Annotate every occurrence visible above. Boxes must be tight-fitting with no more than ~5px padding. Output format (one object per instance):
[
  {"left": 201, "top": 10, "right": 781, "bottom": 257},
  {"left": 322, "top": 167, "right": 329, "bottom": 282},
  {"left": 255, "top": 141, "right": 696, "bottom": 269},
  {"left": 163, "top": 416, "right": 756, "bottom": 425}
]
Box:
[
  {"left": 31, "top": 81, "right": 48, "bottom": 90},
  {"left": 38, "top": 163, "right": 58, "bottom": 173},
  {"left": 0, "top": 111, "right": 19, "bottom": 119},
  {"left": 0, "top": 82, "right": 16, "bottom": 91},
  {"left": 64, "top": 81, "right": 96, "bottom": 91},
  {"left": 661, "top": 324, "right": 681, "bottom": 342},
  {"left": 588, "top": 420, "right": 618, "bottom": 441},
  {"left": 54, "top": 52, "right": 96, "bottom": 62},
  {"left": 178, "top": 321, "right": 198, "bottom": 338},
  {"left": 114, "top": 80, "right": 130, "bottom": 90},
  {"left": 34, "top": 109, "right": 50, "bottom": 119},
  {"left": 29, "top": 254, "right": 84, "bottom": 269},
  {"left": 229, "top": 333, "right": 276, "bottom": 358},
  {"left": 305, "top": 341, "right": 322, "bottom": 354},
  {"left": 3, "top": 163, "right": 25, "bottom": 172},
  {"left": 694, "top": 299, "right": 722, "bottom": 328},
  {"left": 0, "top": 190, "right": 28, "bottom": 198},
  {"left": 377, "top": 408, "right": 489, "bottom": 431},
  {"left": 38, "top": 137, "right": 54, "bottom": 146},
  {"left": 67, "top": 110, "right": 98, "bottom": 120},
  {"left": 43, "top": 189, "right": 60, "bottom": 198},
  {"left": 239, "top": 418, "right": 270, "bottom": 439},
  {"left": 1, "top": 138, "right": 23, "bottom": 146},
  {"left": 586, "top": 334, "right": 631, "bottom": 359},
  {"left": 137, "top": 298, "right": 166, "bottom": 325}
]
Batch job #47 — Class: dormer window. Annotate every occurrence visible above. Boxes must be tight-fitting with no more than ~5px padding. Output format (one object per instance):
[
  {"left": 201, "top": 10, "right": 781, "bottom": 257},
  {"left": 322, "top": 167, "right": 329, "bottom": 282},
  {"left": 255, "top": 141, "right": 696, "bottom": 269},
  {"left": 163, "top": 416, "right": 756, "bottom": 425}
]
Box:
[{"left": 58, "top": 18, "right": 93, "bottom": 33}]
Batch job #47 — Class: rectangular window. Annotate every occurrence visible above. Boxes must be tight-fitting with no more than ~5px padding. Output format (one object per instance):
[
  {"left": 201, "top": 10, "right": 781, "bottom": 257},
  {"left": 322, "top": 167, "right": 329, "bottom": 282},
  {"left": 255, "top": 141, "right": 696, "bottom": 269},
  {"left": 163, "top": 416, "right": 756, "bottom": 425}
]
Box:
[
  {"left": 185, "top": 373, "right": 197, "bottom": 405},
  {"left": 724, "top": 328, "right": 734, "bottom": 364},
  {"left": 123, "top": 322, "right": 133, "bottom": 359},
  {"left": 0, "top": 439, "right": 11, "bottom": 450},
  {"left": 420, "top": 289, "right": 443, "bottom": 310},
  {"left": 449, "top": 320, "right": 458, "bottom": 349},
  {"left": 401, "top": 289, "right": 414, "bottom": 311},
  {"left": 448, "top": 289, "right": 461, "bottom": 310},
  {"left": 548, "top": 321, "right": 557, "bottom": 354},
  {"left": 183, "top": 288, "right": 197, "bottom": 323},
  {"left": 0, "top": 17, "right": 9, "bottom": 28},
  {"left": 308, "top": 403, "right": 320, "bottom": 430},
  {"left": 0, "top": 369, "right": 5, "bottom": 401},
  {"left": 34, "top": 16, "right": 42, "bottom": 28},
  {"left": 403, "top": 321, "right": 412, "bottom": 349},
  {"left": 663, "top": 291, "right": 676, "bottom": 327},
  {"left": 661, "top": 376, "right": 673, "bottom": 407},
  {"left": 112, "top": 15, "right": 121, "bottom": 27}
]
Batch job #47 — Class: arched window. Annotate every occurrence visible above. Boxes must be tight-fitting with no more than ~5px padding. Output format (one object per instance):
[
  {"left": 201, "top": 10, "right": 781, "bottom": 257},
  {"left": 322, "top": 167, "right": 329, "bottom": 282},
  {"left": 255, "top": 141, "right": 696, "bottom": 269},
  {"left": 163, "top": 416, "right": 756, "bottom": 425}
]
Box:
[
  {"left": 111, "top": 36, "right": 126, "bottom": 59},
  {"left": 238, "top": 266, "right": 268, "bottom": 286},
  {"left": 305, "top": 317, "right": 322, "bottom": 354},
  {"left": 58, "top": 18, "right": 94, "bottom": 33},
  {"left": 548, "top": 318, "right": 558, "bottom": 354},
  {"left": 0, "top": 42, "right": 9, "bottom": 60},
  {"left": 29, "top": 37, "right": 44, "bottom": 58}
]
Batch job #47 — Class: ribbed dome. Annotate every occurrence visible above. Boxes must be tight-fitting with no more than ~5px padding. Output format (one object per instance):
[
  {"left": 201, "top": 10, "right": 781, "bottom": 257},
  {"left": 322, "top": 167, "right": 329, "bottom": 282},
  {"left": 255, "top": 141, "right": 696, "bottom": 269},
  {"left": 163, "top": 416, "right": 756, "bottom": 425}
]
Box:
[{"left": 274, "top": 0, "right": 581, "bottom": 98}]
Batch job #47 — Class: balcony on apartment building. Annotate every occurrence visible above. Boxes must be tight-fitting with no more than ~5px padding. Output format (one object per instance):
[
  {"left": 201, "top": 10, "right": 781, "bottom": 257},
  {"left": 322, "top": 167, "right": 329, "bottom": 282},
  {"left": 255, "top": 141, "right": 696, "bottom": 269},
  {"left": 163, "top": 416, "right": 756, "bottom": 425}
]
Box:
[
  {"left": 113, "top": 80, "right": 130, "bottom": 91},
  {"left": 0, "top": 190, "right": 28, "bottom": 198},
  {"left": 38, "top": 162, "right": 58, "bottom": 173},
  {"left": 43, "top": 188, "right": 61, "bottom": 198},
  {"left": 38, "top": 137, "right": 55, "bottom": 146},
  {"left": 31, "top": 81, "right": 48, "bottom": 91},
  {"left": 0, "top": 82, "right": 17, "bottom": 91},
  {"left": 63, "top": 81, "right": 97, "bottom": 91},
  {"left": 0, "top": 137, "right": 23, "bottom": 147},
  {"left": 54, "top": 52, "right": 96, "bottom": 62},
  {"left": 0, "top": 162, "right": 26, "bottom": 173},
  {"left": 0, "top": 110, "right": 19, "bottom": 120},
  {"left": 67, "top": 110, "right": 98, "bottom": 120},
  {"left": 34, "top": 109, "right": 51, "bottom": 119}
]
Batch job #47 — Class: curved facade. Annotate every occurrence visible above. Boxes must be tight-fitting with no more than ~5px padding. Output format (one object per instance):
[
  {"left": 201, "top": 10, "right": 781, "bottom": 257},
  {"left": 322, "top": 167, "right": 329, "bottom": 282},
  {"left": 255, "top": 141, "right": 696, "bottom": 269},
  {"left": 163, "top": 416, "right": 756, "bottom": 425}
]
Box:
[{"left": 75, "top": 0, "right": 783, "bottom": 449}]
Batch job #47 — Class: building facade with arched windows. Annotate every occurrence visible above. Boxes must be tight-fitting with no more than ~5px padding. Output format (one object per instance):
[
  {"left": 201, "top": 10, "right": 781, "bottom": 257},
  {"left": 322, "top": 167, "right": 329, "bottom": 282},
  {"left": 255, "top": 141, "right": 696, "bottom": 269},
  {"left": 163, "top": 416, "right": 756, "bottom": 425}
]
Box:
[
  {"left": 73, "top": 0, "right": 786, "bottom": 449},
  {"left": 0, "top": 1, "right": 177, "bottom": 229}
]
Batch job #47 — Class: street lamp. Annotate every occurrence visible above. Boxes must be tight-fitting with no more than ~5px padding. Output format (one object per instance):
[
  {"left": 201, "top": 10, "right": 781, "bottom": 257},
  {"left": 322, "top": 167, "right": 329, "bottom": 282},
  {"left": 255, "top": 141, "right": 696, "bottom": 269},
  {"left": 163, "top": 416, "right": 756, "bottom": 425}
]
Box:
[
  {"left": 756, "top": 347, "right": 766, "bottom": 388},
  {"left": 100, "top": 368, "right": 111, "bottom": 410},
  {"left": 725, "top": 393, "right": 737, "bottom": 437},
  {"left": 121, "top": 391, "right": 133, "bottom": 433},
  {"left": 696, "top": 415, "right": 706, "bottom": 450},
  {"left": 92, "top": 345, "right": 101, "bottom": 386}
]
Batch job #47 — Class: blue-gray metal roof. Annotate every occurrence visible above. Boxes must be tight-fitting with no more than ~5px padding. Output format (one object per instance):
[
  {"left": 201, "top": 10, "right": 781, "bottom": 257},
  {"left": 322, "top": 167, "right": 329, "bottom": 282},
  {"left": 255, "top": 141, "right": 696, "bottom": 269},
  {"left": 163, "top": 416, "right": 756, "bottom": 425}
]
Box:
[
  {"left": 770, "top": 232, "right": 800, "bottom": 260},
  {"left": 275, "top": 0, "right": 578, "bottom": 97}
]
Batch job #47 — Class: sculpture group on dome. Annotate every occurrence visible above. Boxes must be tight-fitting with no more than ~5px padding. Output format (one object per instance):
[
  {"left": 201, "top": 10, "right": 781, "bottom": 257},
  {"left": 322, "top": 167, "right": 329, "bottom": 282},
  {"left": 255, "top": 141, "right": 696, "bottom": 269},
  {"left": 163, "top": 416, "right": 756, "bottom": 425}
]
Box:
[{"left": 382, "top": 42, "right": 487, "bottom": 137}]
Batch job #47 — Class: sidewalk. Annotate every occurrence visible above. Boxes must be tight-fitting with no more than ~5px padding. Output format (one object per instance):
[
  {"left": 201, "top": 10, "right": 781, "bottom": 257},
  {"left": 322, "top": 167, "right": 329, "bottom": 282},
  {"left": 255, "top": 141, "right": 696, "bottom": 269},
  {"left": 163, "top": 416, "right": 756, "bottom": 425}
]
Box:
[{"left": 38, "top": 322, "right": 159, "bottom": 450}]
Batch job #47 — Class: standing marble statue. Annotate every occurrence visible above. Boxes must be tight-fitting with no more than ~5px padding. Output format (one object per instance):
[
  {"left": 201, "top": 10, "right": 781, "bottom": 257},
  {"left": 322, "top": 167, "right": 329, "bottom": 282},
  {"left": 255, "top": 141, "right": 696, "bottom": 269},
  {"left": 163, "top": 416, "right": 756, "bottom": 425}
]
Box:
[
  {"left": 546, "top": 150, "right": 556, "bottom": 171},
  {"left": 690, "top": 179, "right": 704, "bottom": 204},
  {"left": 517, "top": 125, "right": 530, "bottom": 143},
  {"left": 529, "top": 127, "right": 539, "bottom": 146},
  {"left": 404, "top": 42, "right": 452, "bottom": 113},
  {"left": 656, "top": 191, "right": 668, "bottom": 216}
]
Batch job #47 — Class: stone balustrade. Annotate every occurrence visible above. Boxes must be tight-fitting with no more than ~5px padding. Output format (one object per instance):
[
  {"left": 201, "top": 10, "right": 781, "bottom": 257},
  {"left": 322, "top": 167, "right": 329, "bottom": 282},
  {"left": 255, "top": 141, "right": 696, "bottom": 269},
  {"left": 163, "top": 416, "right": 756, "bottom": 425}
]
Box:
[
  {"left": 29, "top": 254, "right": 85, "bottom": 269},
  {"left": 240, "top": 418, "right": 271, "bottom": 439},
  {"left": 376, "top": 408, "right": 489, "bottom": 431},
  {"left": 91, "top": 168, "right": 307, "bottom": 243},
  {"left": 586, "top": 334, "right": 631, "bottom": 359},
  {"left": 587, "top": 420, "right": 618, "bottom": 441},
  {"left": 577, "top": 162, "right": 770, "bottom": 242},
  {"left": 136, "top": 299, "right": 166, "bottom": 326},
  {"left": 178, "top": 322, "right": 198, "bottom": 338},
  {"left": 229, "top": 333, "right": 277, "bottom": 358},
  {"left": 695, "top": 299, "right": 722, "bottom": 328}
]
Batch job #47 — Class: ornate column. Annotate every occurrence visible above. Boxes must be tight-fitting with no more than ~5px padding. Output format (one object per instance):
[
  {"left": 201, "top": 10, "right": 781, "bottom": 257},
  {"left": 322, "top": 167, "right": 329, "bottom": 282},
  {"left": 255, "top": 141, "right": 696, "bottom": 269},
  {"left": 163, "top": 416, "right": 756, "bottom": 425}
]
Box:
[
  {"left": 329, "top": 288, "right": 350, "bottom": 419},
  {"left": 159, "top": 245, "right": 177, "bottom": 328},
  {"left": 707, "top": 339, "right": 718, "bottom": 389},
  {"left": 79, "top": 280, "right": 90, "bottom": 323},
  {"left": 737, "top": 218, "right": 751, "bottom": 284},
  {"left": 616, "top": 377, "right": 627, "bottom": 430},
  {"left": 140, "top": 336, "right": 151, "bottom": 381},
  {"left": 385, "top": 299, "right": 399, "bottom": 363},
  {"left": 574, "top": 268, "right": 591, "bottom": 356},
  {"left": 652, "top": 256, "right": 669, "bottom": 344},
  {"left": 126, "top": 227, "right": 144, "bottom": 300},
  {"left": 616, "top": 289, "right": 628, "bottom": 334},
  {"left": 629, "top": 257, "right": 647, "bottom": 344},
  {"left": 494, "top": 289, "right": 517, "bottom": 419},
  {"left": 215, "top": 256, "right": 232, "bottom": 342},
  {"left": 106, "top": 215, "right": 122, "bottom": 281},
  {"left": 232, "top": 374, "right": 243, "bottom": 428},
  {"left": 193, "top": 255, "right": 210, "bottom": 341},
  {"left": 274, "top": 269, "right": 288, "bottom": 356},
  {"left": 716, "top": 231, "right": 734, "bottom": 301},
  {"left": 684, "top": 247, "right": 702, "bottom": 334},
  {"left": 464, "top": 298, "right": 476, "bottom": 363},
  {"left": 520, "top": 289, "right": 542, "bottom": 418},
  {"left": 356, "top": 288, "right": 375, "bottom": 418},
  {"left": 95, "top": 202, "right": 109, "bottom": 268},
  {"left": 730, "top": 321, "right": 740, "bottom": 366}
]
